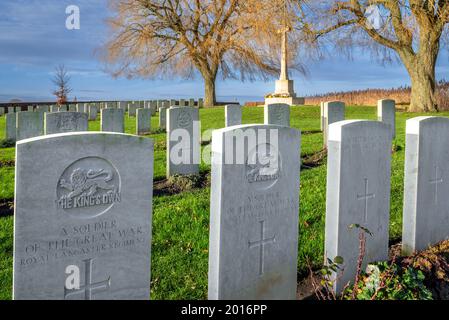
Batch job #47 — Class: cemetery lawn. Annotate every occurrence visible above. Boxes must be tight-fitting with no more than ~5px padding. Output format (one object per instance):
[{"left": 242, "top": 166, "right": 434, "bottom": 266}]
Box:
[{"left": 0, "top": 106, "right": 447, "bottom": 300}]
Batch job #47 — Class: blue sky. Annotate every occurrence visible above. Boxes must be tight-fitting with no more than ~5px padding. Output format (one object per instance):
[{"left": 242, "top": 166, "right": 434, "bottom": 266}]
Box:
[{"left": 0, "top": 0, "right": 448, "bottom": 104}]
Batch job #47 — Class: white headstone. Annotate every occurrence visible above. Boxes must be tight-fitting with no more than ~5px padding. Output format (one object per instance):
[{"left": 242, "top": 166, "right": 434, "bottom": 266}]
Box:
[
  {"left": 325, "top": 120, "right": 391, "bottom": 294},
  {"left": 323, "top": 101, "right": 345, "bottom": 148},
  {"left": 89, "top": 105, "right": 98, "bottom": 121},
  {"left": 150, "top": 101, "right": 157, "bottom": 115},
  {"left": 378, "top": 99, "right": 396, "bottom": 139},
  {"left": 101, "top": 109, "right": 125, "bottom": 133},
  {"left": 264, "top": 104, "right": 290, "bottom": 127},
  {"left": 225, "top": 105, "right": 242, "bottom": 127},
  {"left": 209, "top": 124, "right": 301, "bottom": 299},
  {"left": 6, "top": 113, "right": 17, "bottom": 141},
  {"left": 8, "top": 107, "right": 15, "bottom": 114},
  {"left": 166, "top": 107, "right": 200, "bottom": 177},
  {"left": 320, "top": 102, "right": 324, "bottom": 132},
  {"left": 128, "top": 104, "right": 138, "bottom": 117},
  {"left": 13, "top": 132, "right": 154, "bottom": 300},
  {"left": 68, "top": 105, "right": 77, "bottom": 112},
  {"left": 0, "top": 107, "right": 5, "bottom": 116},
  {"left": 59, "top": 105, "right": 68, "bottom": 112},
  {"left": 16, "top": 111, "right": 44, "bottom": 141},
  {"left": 198, "top": 98, "right": 204, "bottom": 108},
  {"left": 136, "top": 108, "right": 151, "bottom": 135},
  {"left": 28, "top": 106, "right": 34, "bottom": 112},
  {"left": 402, "top": 117, "right": 449, "bottom": 255},
  {"left": 159, "top": 107, "right": 167, "bottom": 131},
  {"left": 76, "top": 104, "right": 87, "bottom": 113},
  {"left": 45, "top": 112, "right": 89, "bottom": 135}
]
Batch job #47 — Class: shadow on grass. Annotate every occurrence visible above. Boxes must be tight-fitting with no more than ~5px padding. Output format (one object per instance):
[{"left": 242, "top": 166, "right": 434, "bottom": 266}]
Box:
[
  {"left": 0, "top": 199, "right": 13, "bottom": 217},
  {"left": 154, "top": 172, "right": 210, "bottom": 197},
  {"left": 301, "top": 149, "right": 327, "bottom": 171},
  {"left": 0, "top": 160, "right": 14, "bottom": 168}
]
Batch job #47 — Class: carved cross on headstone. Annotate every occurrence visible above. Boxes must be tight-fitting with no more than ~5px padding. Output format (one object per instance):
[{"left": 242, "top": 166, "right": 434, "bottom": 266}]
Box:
[
  {"left": 64, "top": 258, "right": 111, "bottom": 300},
  {"left": 429, "top": 165, "right": 443, "bottom": 205},
  {"left": 357, "top": 178, "right": 376, "bottom": 224},
  {"left": 248, "top": 220, "right": 276, "bottom": 276}
]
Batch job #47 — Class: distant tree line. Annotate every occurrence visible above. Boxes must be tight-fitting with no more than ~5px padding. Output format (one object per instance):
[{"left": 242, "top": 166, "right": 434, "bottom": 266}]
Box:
[{"left": 305, "top": 80, "right": 449, "bottom": 110}]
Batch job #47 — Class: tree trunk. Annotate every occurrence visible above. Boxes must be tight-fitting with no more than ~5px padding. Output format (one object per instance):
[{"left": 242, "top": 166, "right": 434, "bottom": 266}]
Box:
[
  {"left": 204, "top": 74, "right": 217, "bottom": 108},
  {"left": 408, "top": 63, "right": 438, "bottom": 112},
  {"left": 400, "top": 43, "right": 439, "bottom": 112}
]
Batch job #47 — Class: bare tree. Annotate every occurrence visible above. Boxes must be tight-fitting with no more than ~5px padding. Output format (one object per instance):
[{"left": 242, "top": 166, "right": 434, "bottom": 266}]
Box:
[
  {"left": 103, "top": 0, "right": 301, "bottom": 107},
  {"left": 52, "top": 64, "right": 72, "bottom": 105},
  {"left": 296, "top": 0, "right": 449, "bottom": 112}
]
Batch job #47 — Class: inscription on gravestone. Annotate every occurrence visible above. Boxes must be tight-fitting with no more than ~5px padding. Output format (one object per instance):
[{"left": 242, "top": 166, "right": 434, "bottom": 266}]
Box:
[
  {"left": 208, "top": 125, "right": 301, "bottom": 300},
  {"left": 45, "top": 112, "right": 88, "bottom": 135},
  {"left": 325, "top": 120, "right": 391, "bottom": 294},
  {"left": 167, "top": 107, "right": 200, "bottom": 177},
  {"left": 403, "top": 117, "right": 449, "bottom": 254},
  {"left": 429, "top": 166, "right": 443, "bottom": 205},
  {"left": 248, "top": 220, "right": 276, "bottom": 276},
  {"left": 357, "top": 178, "right": 376, "bottom": 224},
  {"left": 13, "top": 133, "right": 154, "bottom": 300},
  {"left": 55, "top": 157, "right": 121, "bottom": 217}
]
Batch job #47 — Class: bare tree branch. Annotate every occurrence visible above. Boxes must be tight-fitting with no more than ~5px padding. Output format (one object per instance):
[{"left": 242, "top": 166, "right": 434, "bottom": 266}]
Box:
[
  {"left": 52, "top": 64, "right": 72, "bottom": 105},
  {"left": 102, "top": 0, "right": 305, "bottom": 106}
]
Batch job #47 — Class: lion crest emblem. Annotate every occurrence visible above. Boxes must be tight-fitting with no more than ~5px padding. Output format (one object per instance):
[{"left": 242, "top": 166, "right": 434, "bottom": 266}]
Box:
[
  {"left": 56, "top": 157, "right": 121, "bottom": 216},
  {"left": 59, "top": 168, "right": 116, "bottom": 199}
]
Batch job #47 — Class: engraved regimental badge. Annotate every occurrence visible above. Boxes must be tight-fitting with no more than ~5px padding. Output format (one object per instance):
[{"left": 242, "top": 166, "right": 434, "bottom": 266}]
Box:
[
  {"left": 273, "top": 107, "right": 286, "bottom": 123},
  {"left": 177, "top": 109, "right": 193, "bottom": 128},
  {"left": 246, "top": 143, "right": 281, "bottom": 191},
  {"left": 56, "top": 157, "right": 121, "bottom": 218}
]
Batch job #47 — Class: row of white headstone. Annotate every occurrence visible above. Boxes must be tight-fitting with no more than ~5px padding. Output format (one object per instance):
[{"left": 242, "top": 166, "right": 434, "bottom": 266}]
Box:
[
  {"left": 324, "top": 115, "right": 449, "bottom": 294},
  {"left": 0, "top": 98, "right": 203, "bottom": 115},
  {"left": 4, "top": 107, "right": 159, "bottom": 141},
  {"left": 138, "top": 100, "right": 449, "bottom": 297},
  {"left": 160, "top": 101, "right": 395, "bottom": 179},
  {"left": 161, "top": 104, "right": 292, "bottom": 178},
  {"left": 10, "top": 100, "right": 449, "bottom": 300},
  {"left": 12, "top": 122, "right": 300, "bottom": 300},
  {"left": 321, "top": 99, "right": 396, "bottom": 146}
]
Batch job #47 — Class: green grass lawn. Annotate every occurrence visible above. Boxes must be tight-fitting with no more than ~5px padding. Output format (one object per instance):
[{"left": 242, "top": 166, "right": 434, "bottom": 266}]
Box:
[{"left": 0, "top": 105, "right": 446, "bottom": 300}]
